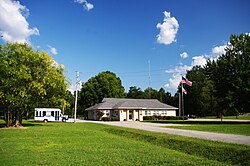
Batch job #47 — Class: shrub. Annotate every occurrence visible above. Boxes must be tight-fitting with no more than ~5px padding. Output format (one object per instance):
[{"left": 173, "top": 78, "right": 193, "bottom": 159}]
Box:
[
  {"left": 101, "top": 117, "right": 111, "bottom": 121},
  {"left": 143, "top": 116, "right": 187, "bottom": 121},
  {"left": 102, "top": 117, "right": 119, "bottom": 121},
  {"left": 110, "top": 117, "right": 119, "bottom": 121},
  {"left": 143, "top": 116, "right": 155, "bottom": 120}
]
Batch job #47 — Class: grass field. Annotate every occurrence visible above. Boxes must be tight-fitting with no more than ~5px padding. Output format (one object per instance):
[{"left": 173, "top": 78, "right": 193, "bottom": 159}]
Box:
[
  {"left": 200, "top": 114, "right": 250, "bottom": 120},
  {"left": 164, "top": 124, "right": 250, "bottom": 136},
  {"left": 0, "top": 120, "right": 250, "bottom": 165}
]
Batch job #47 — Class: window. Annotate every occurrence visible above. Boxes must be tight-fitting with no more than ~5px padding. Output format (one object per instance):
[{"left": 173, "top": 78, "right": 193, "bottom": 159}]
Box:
[
  {"left": 35, "top": 111, "right": 38, "bottom": 116},
  {"left": 39, "top": 111, "right": 41, "bottom": 116},
  {"left": 51, "top": 111, "right": 54, "bottom": 117},
  {"left": 43, "top": 111, "right": 46, "bottom": 116},
  {"left": 114, "top": 111, "right": 118, "bottom": 117}
]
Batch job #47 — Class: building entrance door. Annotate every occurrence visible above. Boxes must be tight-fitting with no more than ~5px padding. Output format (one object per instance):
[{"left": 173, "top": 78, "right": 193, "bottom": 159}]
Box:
[{"left": 129, "top": 110, "right": 133, "bottom": 120}]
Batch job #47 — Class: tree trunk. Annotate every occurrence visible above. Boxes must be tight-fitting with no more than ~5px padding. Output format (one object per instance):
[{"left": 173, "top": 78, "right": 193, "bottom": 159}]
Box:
[{"left": 14, "top": 110, "right": 22, "bottom": 127}]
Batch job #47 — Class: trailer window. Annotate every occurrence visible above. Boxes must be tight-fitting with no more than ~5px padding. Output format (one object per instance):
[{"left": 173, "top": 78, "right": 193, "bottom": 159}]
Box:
[
  {"left": 36, "top": 111, "right": 38, "bottom": 116},
  {"left": 51, "top": 111, "right": 54, "bottom": 117},
  {"left": 43, "top": 111, "right": 46, "bottom": 116}
]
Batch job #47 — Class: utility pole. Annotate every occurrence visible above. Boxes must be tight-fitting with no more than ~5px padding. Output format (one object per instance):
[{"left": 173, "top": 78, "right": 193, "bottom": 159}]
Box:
[
  {"left": 148, "top": 60, "right": 151, "bottom": 99},
  {"left": 74, "top": 71, "right": 80, "bottom": 123}
]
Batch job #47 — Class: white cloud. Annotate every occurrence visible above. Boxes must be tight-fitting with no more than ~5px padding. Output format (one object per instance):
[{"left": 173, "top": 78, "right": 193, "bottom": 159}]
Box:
[
  {"left": 180, "top": 52, "right": 188, "bottom": 59},
  {"left": 74, "top": 0, "right": 94, "bottom": 11},
  {"left": 165, "top": 73, "right": 182, "bottom": 90},
  {"left": 47, "top": 45, "right": 58, "bottom": 55},
  {"left": 0, "top": 0, "right": 39, "bottom": 43},
  {"left": 85, "top": 2, "right": 94, "bottom": 10},
  {"left": 156, "top": 11, "right": 179, "bottom": 45},
  {"left": 212, "top": 45, "right": 226, "bottom": 56},
  {"left": 191, "top": 55, "right": 207, "bottom": 67},
  {"left": 165, "top": 65, "right": 193, "bottom": 93}
]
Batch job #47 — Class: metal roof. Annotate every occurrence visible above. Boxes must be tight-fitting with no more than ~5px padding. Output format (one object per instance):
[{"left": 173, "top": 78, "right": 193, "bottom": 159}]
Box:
[{"left": 86, "top": 98, "right": 178, "bottom": 111}]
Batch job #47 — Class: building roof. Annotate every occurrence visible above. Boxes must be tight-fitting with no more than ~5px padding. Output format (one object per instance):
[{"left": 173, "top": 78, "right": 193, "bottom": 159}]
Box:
[{"left": 86, "top": 98, "right": 178, "bottom": 111}]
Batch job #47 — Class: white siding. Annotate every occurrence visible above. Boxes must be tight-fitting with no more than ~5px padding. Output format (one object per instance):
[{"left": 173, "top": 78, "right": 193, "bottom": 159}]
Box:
[
  {"left": 119, "top": 110, "right": 127, "bottom": 121},
  {"left": 167, "top": 110, "right": 176, "bottom": 116},
  {"left": 142, "top": 110, "right": 177, "bottom": 117}
]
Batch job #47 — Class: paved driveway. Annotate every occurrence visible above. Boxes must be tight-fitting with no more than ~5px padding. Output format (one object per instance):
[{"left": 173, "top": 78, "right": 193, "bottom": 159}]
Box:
[{"left": 67, "top": 119, "right": 250, "bottom": 146}]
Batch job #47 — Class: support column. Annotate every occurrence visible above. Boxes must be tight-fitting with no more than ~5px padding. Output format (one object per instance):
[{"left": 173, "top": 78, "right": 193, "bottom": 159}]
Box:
[
  {"left": 126, "top": 110, "right": 129, "bottom": 121},
  {"left": 133, "top": 110, "right": 135, "bottom": 121}
]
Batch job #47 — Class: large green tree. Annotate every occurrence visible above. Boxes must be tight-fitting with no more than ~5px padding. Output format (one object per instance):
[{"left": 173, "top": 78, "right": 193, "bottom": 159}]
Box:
[
  {"left": 185, "top": 34, "right": 250, "bottom": 117},
  {"left": 79, "top": 71, "right": 126, "bottom": 117},
  {"left": 206, "top": 34, "right": 250, "bottom": 115},
  {"left": 185, "top": 66, "right": 207, "bottom": 116},
  {"left": 0, "top": 43, "right": 69, "bottom": 127}
]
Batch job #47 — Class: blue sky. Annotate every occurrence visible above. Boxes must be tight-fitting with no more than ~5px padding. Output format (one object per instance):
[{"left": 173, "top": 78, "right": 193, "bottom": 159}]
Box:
[{"left": 0, "top": 0, "right": 249, "bottom": 94}]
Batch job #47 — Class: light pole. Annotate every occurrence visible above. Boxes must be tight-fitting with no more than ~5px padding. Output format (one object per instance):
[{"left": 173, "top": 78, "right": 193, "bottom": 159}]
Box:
[{"left": 74, "top": 71, "right": 80, "bottom": 123}]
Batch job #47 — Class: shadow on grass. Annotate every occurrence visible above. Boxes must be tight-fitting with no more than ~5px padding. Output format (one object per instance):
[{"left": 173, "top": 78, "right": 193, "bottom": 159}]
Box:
[{"left": 0, "top": 119, "right": 49, "bottom": 128}]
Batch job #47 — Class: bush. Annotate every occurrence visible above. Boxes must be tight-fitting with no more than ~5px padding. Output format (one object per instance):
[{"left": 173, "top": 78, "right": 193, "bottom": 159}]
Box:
[
  {"left": 101, "top": 117, "right": 119, "bottom": 121},
  {"left": 111, "top": 117, "right": 119, "bottom": 121},
  {"left": 143, "top": 116, "right": 155, "bottom": 120},
  {"left": 143, "top": 116, "right": 187, "bottom": 121}
]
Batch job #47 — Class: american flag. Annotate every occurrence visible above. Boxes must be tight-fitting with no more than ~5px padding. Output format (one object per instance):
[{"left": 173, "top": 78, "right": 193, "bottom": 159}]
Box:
[
  {"left": 182, "top": 76, "right": 192, "bottom": 86},
  {"left": 182, "top": 87, "right": 187, "bottom": 94}
]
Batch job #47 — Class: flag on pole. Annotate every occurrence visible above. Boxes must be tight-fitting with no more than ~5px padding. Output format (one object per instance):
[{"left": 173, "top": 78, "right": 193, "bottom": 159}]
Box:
[
  {"left": 182, "top": 87, "right": 187, "bottom": 94},
  {"left": 182, "top": 76, "right": 192, "bottom": 86}
]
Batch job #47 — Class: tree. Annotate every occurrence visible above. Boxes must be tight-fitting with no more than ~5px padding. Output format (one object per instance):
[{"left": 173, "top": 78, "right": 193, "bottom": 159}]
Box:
[
  {"left": 127, "top": 86, "right": 145, "bottom": 99},
  {"left": 63, "top": 90, "right": 75, "bottom": 116},
  {"left": 184, "top": 34, "right": 250, "bottom": 117},
  {"left": 200, "top": 79, "right": 217, "bottom": 116},
  {"left": 144, "top": 87, "right": 158, "bottom": 99},
  {"left": 79, "top": 71, "right": 126, "bottom": 117},
  {"left": 157, "top": 88, "right": 167, "bottom": 103},
  {"left": 0, "top": 43, "right": 69, "bottom": 127},
  {"left": 185, "top": 66, "right": 206, "bottom": 116},
  {"left": 207, "top": 34, "right": 250, "bottom": 115}
]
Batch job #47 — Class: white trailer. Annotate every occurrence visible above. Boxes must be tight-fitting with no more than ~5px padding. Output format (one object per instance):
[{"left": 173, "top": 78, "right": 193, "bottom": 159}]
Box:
[{"left": 34, "top": 108, "right": 64, "bottom": 122}]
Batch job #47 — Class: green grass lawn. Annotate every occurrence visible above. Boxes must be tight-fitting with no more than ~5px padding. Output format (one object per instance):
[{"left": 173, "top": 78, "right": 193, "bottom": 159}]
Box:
[
  {"left": 164, "top": 124, "right": 250, "bottom": 136},
  {"left": 199, "top": 114, "right": 250, "bottom": 120},
  {"left": 0, "top": 120, "right": 249, "bottom": 165}
]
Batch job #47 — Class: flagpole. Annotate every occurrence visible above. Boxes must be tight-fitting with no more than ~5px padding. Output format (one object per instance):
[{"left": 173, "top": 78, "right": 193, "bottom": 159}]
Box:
[
  {"left": 181, "top": 80, "right": 184, "bottom": 121},
  {"left": 179, "top": 90, "right": 181, "bottom": 116}
]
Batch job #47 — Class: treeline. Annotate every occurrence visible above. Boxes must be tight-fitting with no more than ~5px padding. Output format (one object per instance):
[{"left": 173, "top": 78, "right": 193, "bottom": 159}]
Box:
[
  {"left": 184, "top": 34, "right": 250, "bottom": 117},
  {"left": 127, "top": 86, "right": 178, "bottom": 107}
]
